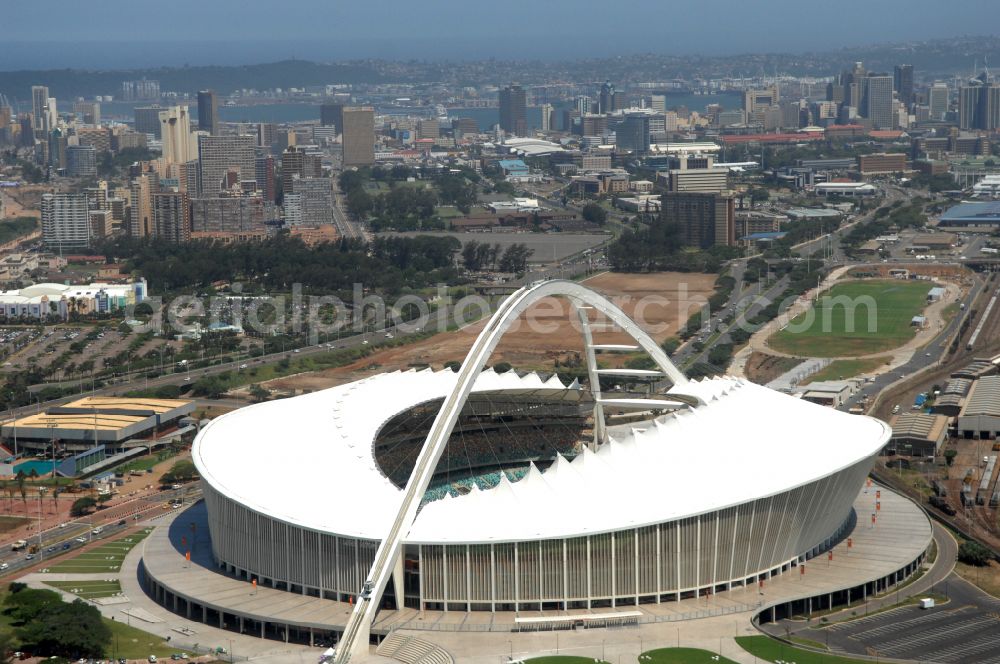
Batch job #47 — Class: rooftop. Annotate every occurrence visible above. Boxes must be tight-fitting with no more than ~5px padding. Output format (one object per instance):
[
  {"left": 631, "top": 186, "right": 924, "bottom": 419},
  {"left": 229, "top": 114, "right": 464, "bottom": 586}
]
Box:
[
  {"left": 941, "top": 201, "right": 1000, "bottom": 222},
  {"left": 194, "top": 370, "right": 889, "bottom": 544},
  {"left": 961, "top": 375, "right": 1000, "bottom": 418}
]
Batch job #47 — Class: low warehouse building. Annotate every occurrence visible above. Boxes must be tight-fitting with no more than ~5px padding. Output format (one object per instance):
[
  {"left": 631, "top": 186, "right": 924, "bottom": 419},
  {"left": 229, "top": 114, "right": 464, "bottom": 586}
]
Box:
[
  {"left": 1, "top": 396, "right": 195, "bottom": 454},
  {"left": 886, "top": 413, "right": 949, "bottom": 456},
  {"left": 958, "top": 376, "right": 1000, "bottom": 439}
]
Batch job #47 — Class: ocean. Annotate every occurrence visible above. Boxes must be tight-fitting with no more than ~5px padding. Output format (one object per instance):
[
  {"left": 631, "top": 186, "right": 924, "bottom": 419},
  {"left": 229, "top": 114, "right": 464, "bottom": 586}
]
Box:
[{"left": 97, "top": 91, "right": 740, "bottom": 129}]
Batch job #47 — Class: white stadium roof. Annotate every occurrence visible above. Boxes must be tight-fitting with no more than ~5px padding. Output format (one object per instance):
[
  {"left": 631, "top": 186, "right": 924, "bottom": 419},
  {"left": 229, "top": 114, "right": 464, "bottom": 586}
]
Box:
[{"left": 194, "top": 369, "right": 889, "bottom": 545}]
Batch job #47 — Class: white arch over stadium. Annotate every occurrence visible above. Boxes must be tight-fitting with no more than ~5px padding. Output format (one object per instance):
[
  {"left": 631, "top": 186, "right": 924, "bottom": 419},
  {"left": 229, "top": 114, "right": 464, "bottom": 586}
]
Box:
[{"left": 336, "top": 279, "right": 693, "bottom": 662}]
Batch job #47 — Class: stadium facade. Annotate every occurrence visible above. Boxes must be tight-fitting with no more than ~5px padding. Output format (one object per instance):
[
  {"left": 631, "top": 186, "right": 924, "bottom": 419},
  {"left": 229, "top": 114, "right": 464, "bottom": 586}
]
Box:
[{"left": 192, "top": 280, "right": 889, "bottom": 657}]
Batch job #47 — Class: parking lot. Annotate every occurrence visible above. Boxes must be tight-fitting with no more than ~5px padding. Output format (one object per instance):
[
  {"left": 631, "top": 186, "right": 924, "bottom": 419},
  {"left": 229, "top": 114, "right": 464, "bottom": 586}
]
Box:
[{"left": 794, "top": 574, "right": 1000, "bottom": 663}]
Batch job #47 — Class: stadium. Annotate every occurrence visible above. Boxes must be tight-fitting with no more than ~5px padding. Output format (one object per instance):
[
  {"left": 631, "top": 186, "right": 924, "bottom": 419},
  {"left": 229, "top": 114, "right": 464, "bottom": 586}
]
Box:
[{"left": 190, "top": 280, "right": 891, "bottom": 659}]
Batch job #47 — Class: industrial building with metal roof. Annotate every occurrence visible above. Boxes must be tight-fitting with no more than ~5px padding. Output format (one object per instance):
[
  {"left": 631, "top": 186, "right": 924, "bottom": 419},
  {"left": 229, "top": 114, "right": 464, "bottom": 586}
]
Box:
[
  {"left": 958, "top": 375, "right": 1000, "bottom": 439},
  {"left": 886, "top": 412, "right": 949, "bottom": 457},
  {"left": 2, "top": 396, "right": 195, "bottom": 453}
]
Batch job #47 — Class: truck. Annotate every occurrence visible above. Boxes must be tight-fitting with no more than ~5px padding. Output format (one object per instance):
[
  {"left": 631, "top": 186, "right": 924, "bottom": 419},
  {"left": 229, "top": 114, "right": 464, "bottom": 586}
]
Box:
[{"left": 10, "top": 540, "right": 27, "bottom": 551}]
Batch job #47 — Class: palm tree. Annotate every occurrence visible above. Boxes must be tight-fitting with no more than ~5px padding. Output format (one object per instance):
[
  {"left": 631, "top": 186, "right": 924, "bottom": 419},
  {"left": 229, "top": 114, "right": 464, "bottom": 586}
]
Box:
[{"left": 51, "top": 488, "right": 60, "bottom": 515}]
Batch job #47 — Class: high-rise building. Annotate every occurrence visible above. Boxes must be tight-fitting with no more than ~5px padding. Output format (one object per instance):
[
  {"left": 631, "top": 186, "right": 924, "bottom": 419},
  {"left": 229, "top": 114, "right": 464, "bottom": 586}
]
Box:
[
  {"left": 280, "top": 146, "right": 323, "bottom": 194},
  {"left": 928, "top": 84, "right": 949, "bottom": 121},
  {"left": 499, "top": 85, "right": 527, "bottom": 137},
  {"left": 31, "top": 86, "right": 49, "bottom": 132},
  {"left": 152, "top": 191, "right": 191, "bottom": 243},
  {"left": 134, "top": 106, "right": 163, "bottom": 138},
  {"left": 662, "top": 192, "right": 735, "bottom": 249},
  {"left": 257, "top": 123, "right": 277, "bottom": 151},
  {"left": 197, "top": 90, "right": 219, "bottom": 136},
  {"left": 41, "top": 192, "right": 90, "bottom": 250},
  {"left": 341, "top": 106, "right": 375, "bottom": 167},
  {"left": 841, "top": 62, "right": 867, "bottom": 108},
  {"left": 256, "top": 155, "right": 276, "bottom": 203},
  {"left": 540, "top": 103, "right": 553, "bottom": 132},
  {"left": 43, "top": 97, "right": 58, "bottom": 133},
  {"left": 292, "top": 176, "right": 333, "bottom": 225},
  {"left": 73, "top": 101, "right": 101, "bottom": 125},
  {"left": 599, "top": 81, "right": 616, "bottom": 114},
  {"left": 575, "top": 96, "right": 592, "bottom": 116},
  {"left": 959, "top": 82, "right": 1000, "bottom": 131},
  {"left": 417, "top": 118, "right": 440, "bottom": 140},
  {"left": 66, "top": 145, "right": 97, "bottom": 178},
  {"left": 861, "top": 74, "right": 894, "bottom": 129},
  {"left": 197, "top": 134, "right": 256, "bottom": 195},
  {"left": 894, "top": 65, "right": 914, "bottom": 109},
  {"left": 743, "top": 86, "right": 780, "bottom": 115},
  {"left": 128, "top": 173, "right": 159, "bottom": 238},
  {"left": 452, "top": 117, "right": 478, "bottom": 139},
  {"left": 159, "top": 106, "right": 193, "bottom": 165},
  {"left": 651, "top": 95, "right": 667, "bottom": 113},
  {"left": 191, "top": 195, "right": 266, "bottom": 233},
  {"left": 320, "top": 103, "right": 343, "bottom": 130},
  {"left": 617, "top": 114, "right": 650, "bottom": 153}
]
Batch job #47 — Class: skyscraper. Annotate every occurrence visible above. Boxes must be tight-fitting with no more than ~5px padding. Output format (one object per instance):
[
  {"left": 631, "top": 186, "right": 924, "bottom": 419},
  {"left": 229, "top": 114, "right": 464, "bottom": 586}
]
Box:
[
  {"left": 861, "top": 74, "right": 894, "bottom": 129},
  {"left": 341, "top": 107, "right": 375, "bottom": 167},
  {"left": 134, "top": 106, "right": 163, "bottom": 138},
  {"left": 599, "top": 81, "right": 616, "bottom": 114},
  {"left": 617, "top": 114, "right": 650, "bottom": 153},
  {"left": 256, "top": 155, "right": 276, "bottom": 203},
  {"left": 959, "top": 82, "right": 1000, "bottom": 131},
  {"left": 197, "top": 134, "right": 256, "bottom": 195},
  {"left": 894, "top": 65, "right": 914, "bottom": 109},
  {"left": 32, "top": 85, "right": 49, "bottom": 132},
  {"left": 540, "top": 103, "right": 553, "bottom": 132},
  {"left": 41, "top": 192, "right": 90, "bottom": 251},
  {"left": 128, "top": 173, "right": 158, "bottom": 238},
  {"left": 66, "top": 145, "right": 97, "bottom": 178},
  {"left": 159, "top": 106, "right": 193, "bottom": 165},
  {"left": 662, "top": 192, "right": 735, "bottom": 249},
  {"left": 928, "top": 83, "right": 949, "bottom": 121},
  {"left": 499, "top": 85, "right": 527, "bottom": 136},
  {"left": 320, "top": 103, "right": 344, "bottom": 130},
  {"left": 152, "top": 191, "right": 191, "bottom": 243},
  {"left": 198, "top": 90, "right": 219, "bottom": 136}
]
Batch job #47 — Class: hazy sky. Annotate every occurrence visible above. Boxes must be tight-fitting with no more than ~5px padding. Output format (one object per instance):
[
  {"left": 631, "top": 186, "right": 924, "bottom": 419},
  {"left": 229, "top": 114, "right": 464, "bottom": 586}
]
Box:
[{"left": 1, "top": 0, "right": 995, "bottom": 69}]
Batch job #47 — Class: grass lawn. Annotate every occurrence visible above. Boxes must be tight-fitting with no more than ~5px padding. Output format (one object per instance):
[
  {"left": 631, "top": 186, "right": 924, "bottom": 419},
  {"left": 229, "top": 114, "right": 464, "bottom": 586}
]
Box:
[
  {"left": 803, "top": 356, "right": 891, "bottom": 383},
  {"left": 45, "top": 579, "right": 122, "bottom": 599},
  {"left": 436, "top": 206, "right": 464, "bottom": 219},
  {"left": 769, "top": 280, "right": 931, "bottom": 358},
  {"left": 115, "top": 449, "right": 177, "bottom": 474},
  {"left": 47, "top": 529, "right": 152, "bottom": 574},
  {"left": 105, "top": 618, "right": 177, "bottom": 659},
  {"left": 526, "top": 658, "right": 609, "bottom": 664},
  {"left": 0, "top": 515, "right": 29, "bottom": 534},
  {"left": 955, "top": 560, "right": 1000, "bottom": 598},
  {"left": 736, "top": 635, "right": 873, "bottom": 664},
  {"left": 641, "top": 647, "right": 740, "bottom": 663}
]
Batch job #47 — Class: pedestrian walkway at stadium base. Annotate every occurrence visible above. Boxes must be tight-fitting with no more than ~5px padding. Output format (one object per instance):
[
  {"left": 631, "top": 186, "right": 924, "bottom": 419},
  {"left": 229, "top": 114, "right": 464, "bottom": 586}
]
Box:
[{"left": 122, "top": 483, "right": 933, "bottom": 664}]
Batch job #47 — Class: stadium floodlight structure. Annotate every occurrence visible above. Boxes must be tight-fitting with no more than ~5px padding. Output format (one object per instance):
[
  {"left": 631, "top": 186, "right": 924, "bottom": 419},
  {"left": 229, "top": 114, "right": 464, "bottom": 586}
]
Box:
[{"left": 335, "top": 279, "right": 693, "bottom": 662}]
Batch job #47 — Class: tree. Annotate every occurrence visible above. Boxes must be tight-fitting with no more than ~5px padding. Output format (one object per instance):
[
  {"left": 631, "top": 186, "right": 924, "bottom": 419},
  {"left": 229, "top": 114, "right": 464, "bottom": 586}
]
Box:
[
  {"left": 750, "top": 187, "right": 770, "bottom": 204},
  {"left": 249, "top": 384, "right": 270, "bottom": 403},
  {"left": 69, "top": 496, "right": 97, "bottom": 517},
  {"left": 161, "top": 460, "right": 199, "bottom": 484},
  {"left": 944, "top": 449, "right": 957, "bottom": 466},
  {"left": 493, "top": 362, "right": 513, "bottom": 374},
  {"left": 958, "top": 540, "right": 993, "bottom": 567},
  {"left": 16, "top": 597, "right": 111, "bottom": 658},
  {"left": 582, "top": 203, "right": 608, "bottom": 225}
]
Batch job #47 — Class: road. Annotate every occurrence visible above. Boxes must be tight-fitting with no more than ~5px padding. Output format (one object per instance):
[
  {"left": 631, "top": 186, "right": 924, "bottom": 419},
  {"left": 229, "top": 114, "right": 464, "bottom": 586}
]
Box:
[{"left": 0, "top": 484, "right": 199, "bottom": 577}]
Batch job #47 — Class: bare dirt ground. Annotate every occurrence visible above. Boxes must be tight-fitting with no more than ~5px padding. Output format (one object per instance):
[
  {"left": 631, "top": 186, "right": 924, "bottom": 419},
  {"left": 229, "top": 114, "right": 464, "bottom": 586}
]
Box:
[
  {"left": 267, "top": 272, "right": 716, "bottom": 393},
  {"left": 743, "top": 351, "right": 802, "bottom": 385},
  {"left": 0, "top": 450, "right": 189, "bottom": 549}
]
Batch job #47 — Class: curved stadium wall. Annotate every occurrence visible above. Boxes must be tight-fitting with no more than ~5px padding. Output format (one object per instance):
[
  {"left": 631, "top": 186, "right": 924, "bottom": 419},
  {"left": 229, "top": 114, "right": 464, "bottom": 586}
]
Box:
[{"left": 202, "top": 454, "right": 873, "bottom": 610}]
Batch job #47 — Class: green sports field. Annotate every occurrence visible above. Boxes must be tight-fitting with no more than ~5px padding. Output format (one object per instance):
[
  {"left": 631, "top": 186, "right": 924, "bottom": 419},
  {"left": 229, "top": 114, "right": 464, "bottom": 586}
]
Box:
[
  {"left": 769, "top": 280, "right": 932, "bottom": 358},
  {"left": 45, "top": 579, "right": 122, "bottom": 599},
  {"left": 46, "top": 528, "right": 152, "bottom": 573},
  {"left": 640, "top": 647, "right": 740, "bottom": 663}
]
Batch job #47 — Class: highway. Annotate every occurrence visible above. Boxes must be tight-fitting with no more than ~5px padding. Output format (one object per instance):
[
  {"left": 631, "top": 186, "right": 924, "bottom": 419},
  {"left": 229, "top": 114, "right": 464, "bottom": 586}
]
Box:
[{"left": 0, "top": 484, "right": 199, "bottom": 578}]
